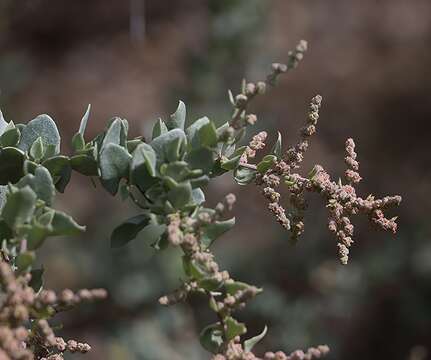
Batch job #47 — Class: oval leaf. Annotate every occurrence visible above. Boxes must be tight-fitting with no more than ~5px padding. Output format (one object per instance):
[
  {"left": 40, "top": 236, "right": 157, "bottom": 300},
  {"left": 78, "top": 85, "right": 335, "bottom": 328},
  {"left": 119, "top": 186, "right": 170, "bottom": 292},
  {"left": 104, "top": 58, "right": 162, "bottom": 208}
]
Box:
[
  {"left": 201, "top": 217, "right": 235, "bottom": 248},
  {"left": 111, "top": 214, "right": 150, "bottom": 248},
  {"left": 19, "top": 114, "right": 60, "bottom": 153},
  {"left": 100, "top": 143, "right": 132, "bottom": 181},
  {"left": 2, "top": 186, "right": 37, "bottom": 228},
  {"left": 51, "top": 210, "right": 86, "bottom": 236},
  {"left": 0, "top": 126, "right": 20, "bottom": 147},
  {"left": 17, "top": 166, "right": 56, "bottom": 206}
]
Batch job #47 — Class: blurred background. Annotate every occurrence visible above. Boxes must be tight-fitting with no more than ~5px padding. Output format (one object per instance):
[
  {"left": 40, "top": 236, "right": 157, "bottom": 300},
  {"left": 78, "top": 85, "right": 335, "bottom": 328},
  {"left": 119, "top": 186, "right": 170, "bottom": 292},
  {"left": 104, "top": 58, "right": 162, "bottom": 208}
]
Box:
[{"left": 1, "top": 0, "right": 430, "bottom": 359}]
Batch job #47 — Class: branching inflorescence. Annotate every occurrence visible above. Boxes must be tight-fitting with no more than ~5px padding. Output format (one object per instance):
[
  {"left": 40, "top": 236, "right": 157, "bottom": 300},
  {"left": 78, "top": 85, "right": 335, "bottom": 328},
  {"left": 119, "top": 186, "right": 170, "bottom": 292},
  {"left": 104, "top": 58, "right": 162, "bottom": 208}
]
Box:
[
  {"left": 0, "top": 260, "right": 106, "bottom": 360},
  {"left": 223, "top": 40, "right": 401, "bottom": 266},
  {"left": 243, "top": 94, "right": 401, "bottom": 265},
  {"left": 0, "top": 39, "right": 401, "bottom": 359}
]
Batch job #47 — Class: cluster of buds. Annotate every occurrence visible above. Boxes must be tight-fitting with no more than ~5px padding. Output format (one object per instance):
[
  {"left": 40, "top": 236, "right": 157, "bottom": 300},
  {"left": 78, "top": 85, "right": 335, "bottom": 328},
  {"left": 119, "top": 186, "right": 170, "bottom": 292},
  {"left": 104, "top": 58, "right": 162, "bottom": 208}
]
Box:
[
  {"left": 267, "top": 40, "right": 308, "bottom": 85},
  {"left": 229, "top": 82, "right": 265, "bottom": 130},
  {"left": 251, "top": 94, "right": 401, "bottom": 264},
  {"left": 0, "top": 326, "right": 31, "bottom": 360},
  {"left": 310, "top": 164, "right": 401, "bottom": 264},
  {"left": 0, "top": 262, "right": 34, "bottom": 326},
  {"left": 218, "top": 279, "right": 261, "bottom": 315},
  {"left": 158, "top": 281, "right": 199, "bottom": 306},
  {"left": 212, "top": 337, "right": 253, "bottom": 360},
  {"left": 32, "top": 320, "right": 91, "bottom": 359},
  {"left": 256, "top": 95, "right": 323, "bottom": 238},
  {"left": 166, "top": 194, "right": 237, "bottom": 249},
  {"left": 212, "top": 337, "right": 329, "bottom": 360},
  {"left": 38, "top": 288, "right": 107, "bottom": 312},
  {"left": 161, "top": 194, "right": 239, "bottom": 307},
  {"left": 285, "top": 95, "right": 322, "bottom": 171},
  {"left": 344, "top": 138, "right": 362, "bottom": 184},
  {"left": 228, "top": 40, "right": 308, "bottom": 131},
  {"left": 0, "top": 260, "right": 107, "bottom": 359},
  {"left": 263, "top": 345, "right": 330, "bottom": 360},
  {"left": 216, "top": 193, "right": 237, "bottom": 214},
  {"left": 240, "top": 131, "right": 268, "bottom": 165},
  {"left": 160, "top": 193, "right": 264, "bottom": 352}
]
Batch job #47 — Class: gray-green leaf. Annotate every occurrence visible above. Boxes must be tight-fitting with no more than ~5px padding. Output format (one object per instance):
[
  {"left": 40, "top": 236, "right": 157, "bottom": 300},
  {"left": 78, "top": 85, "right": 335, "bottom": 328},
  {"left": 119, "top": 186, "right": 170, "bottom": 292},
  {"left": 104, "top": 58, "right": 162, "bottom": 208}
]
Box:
[
  {"left": 199, "top": 323, "right": 224, "bottom": 354},
  {"left": 225, "top": 316, "right": 247, "bottom": 341},
  {"left": 152, "top": 118, "right": 168, "bottom": 139},
  {"left": 29, "top": 137, "right": 45, "bottom": 161},
  {"left": 42, "top": 156, "right": 72, "bottom": 192},
  {"left": 72, "top": 132, "right": 85, "bottom": 152},
  {"left": 111, "top": 214, "right": 150, "bottom": 248},
  {"left": 186, "top": 147, "right": 214, "bottom": 174},
  {"left": 201, "top": 217, "right": 235, "bottom": 248},
  {"left": 0, "top": 109, "right": 7, "bottom": 135},
  {"left": 70, "top": 154, "right": 98, "bottom": 176},
  {"left": 0, "top": 125, "right": 20, "bottom": 147},
  {"left": 150, "top": 129, "right": 187, "bottom": 164},
  {"left": 29, "top": 268, "right": 44, "bottom": 292},
  {"left": 51, "top": 210, "right": 86, "bottom": 236},
  {"left": 102, "top": 118, "right": 124, "bottom": 149},
  {"left": 131, "top": 143, "right": 157, "bottom": 177},
  {"left": 16, "top": 251, "right": 36, "bottom": 273},
  {"left": 244, "top": 326, "right": 268, "bottom": 352},
  {"left": 79, "top": 104, "right": 91, "bottom": 136},
  {"left": 2, "top": 186, "right": 37, "bottom": 228},
  {"left": 186, "top": 117, "right": 217, "bottom": 148},
  {"left": 167, "top": 181, "right": 193, "bottom": 209},
  {"left": 191, "top": 188, "right": 205, "bottom": 205},
  {"left": 234, "top": 166, "right": 257, "bottom": 185},
  {"left": 17, "top": 166, "right": 56, "bottom": 206},
  {"left": 272, "top": 131, "right": 282, "bottom": 158},
  {"left": 167, "top": 100, "right": 186, "bottom": 130},
  {"left": 19, "top": 114, "right": 60, "bottom": 153},
  {"left": 257, "top": 155, "right": 277, "bottom": 174},
  {"left": 0, "top": 147, "right": 25, "bottom": 185},
  {"left": 100, "top": 143, "right": 132, "bottom": 181}
]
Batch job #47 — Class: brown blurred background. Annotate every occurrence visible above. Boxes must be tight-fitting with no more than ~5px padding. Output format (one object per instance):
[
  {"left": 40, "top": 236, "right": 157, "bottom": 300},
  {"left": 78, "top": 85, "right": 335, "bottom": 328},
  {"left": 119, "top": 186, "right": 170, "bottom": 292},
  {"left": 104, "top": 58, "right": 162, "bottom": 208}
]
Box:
[{"left": 1, "top": 1, "right": 430, "bottom": 359}]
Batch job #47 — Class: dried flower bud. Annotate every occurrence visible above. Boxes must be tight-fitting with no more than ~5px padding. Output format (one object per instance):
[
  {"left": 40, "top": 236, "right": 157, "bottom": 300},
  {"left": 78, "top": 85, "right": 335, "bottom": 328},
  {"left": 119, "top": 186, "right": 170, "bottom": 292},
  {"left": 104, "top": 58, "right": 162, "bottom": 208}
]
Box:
[
  {"left": 272, "top": 63, "right": 288, "bottom": 73},
  {"left": 337, "top": 243, "right": 349, "bottom": 265},
  {"left": 246, "top": 114, "right": 258, "bottom": 125},
  {"left": 256, "top": 81, "right": 266, "bottom": 94},
  {"left": 225, "top": 193, "right": 237, "bottom": 211},
  {"left": 245, "top": 83, "right": 256, "bottom": 96},
  {"left": 235, "top": 94, "right": 248, "bottom": 106},
  {"left": 296, "top": 40, "right": 308, "bottom": 53}
]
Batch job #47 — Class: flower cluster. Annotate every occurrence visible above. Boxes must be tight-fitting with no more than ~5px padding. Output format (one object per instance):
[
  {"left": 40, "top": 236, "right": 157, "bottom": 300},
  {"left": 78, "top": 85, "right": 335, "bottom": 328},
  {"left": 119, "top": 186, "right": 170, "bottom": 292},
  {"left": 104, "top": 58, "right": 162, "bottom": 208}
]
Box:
[
  {"left": 212, "top": 337, "right": 329, "bottom": 360},
  {"left": 249, "top": 94, "right": 401, "bottom": 264},
  {"left": 0, "top": 260, "right": 106, "bottom": 359},
  {"left": 256, "top": 95, "right": 323, "bottom": 237},
  {"left": 160, "top": 193, "right": 261, "bottom": 314},
  {"left": 240, "top": 132, "right": 268, "bottom": 165},
  {"left": 311, "top": 162, "right": 401, "bottom": 264}
]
